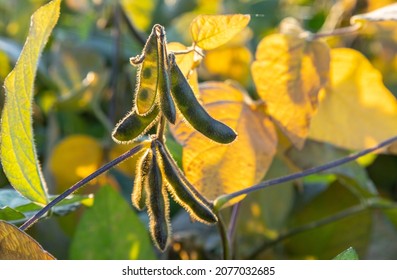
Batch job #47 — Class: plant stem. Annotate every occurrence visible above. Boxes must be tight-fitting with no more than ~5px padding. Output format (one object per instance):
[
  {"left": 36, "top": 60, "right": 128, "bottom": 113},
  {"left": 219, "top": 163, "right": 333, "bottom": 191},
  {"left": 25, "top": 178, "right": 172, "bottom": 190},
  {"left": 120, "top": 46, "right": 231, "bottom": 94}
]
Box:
[
  {"left": 91, "top": 102, "right": 113, "bottom": 133},
  {"left": 156, "top": 116, "right": 166, "bottom": 143},
  {"left": 312, "top": 22, "right": 362, "bottom": 39},
  {"left": 248, "top": 203, "right": 368, "bottom": 259},
  {"left": 19, "top": 144, "right": 144, "bottom": 231},
  {"left": 214, "top": 135, "right": 397, "bottom": 210},
  {"left": 108, "top": 4, "right": 122, "bottom": 127},
  {"left": 119, "top": 3, "right": 146, "bottom": 46},
  {"left": 217, "top": 213, "right": 231, "bottom": 260},
  {"left": 227, "top": 202, "right": 241, "bottom": 250},
  {"left": 248, "top": 199, "right": 397, "bottom": 259},
  {"left": 172, "top": 48, "right": 194, "bottom": 55},
  {"left": 172, "top": 45, "right": 204, "bottom": 58}
]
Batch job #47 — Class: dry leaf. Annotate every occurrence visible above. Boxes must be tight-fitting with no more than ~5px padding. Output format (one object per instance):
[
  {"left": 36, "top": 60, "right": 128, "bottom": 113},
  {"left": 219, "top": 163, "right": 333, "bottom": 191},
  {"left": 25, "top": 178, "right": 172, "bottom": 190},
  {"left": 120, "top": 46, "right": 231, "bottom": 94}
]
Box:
[
  {"left": 309, "top": 48, "right": 397, "bottom": 150},
  {"left": 0, "top": 221, "right": 55, "bottom": 260},
  {"left": 251, "top": 33, "right": 330, "bottom": 148},
  {"left": 171, "top": 82, "right": 277, "bottom": 204},
  {"left": 190, "top": 14, "right": 250, "bottom": 50}
]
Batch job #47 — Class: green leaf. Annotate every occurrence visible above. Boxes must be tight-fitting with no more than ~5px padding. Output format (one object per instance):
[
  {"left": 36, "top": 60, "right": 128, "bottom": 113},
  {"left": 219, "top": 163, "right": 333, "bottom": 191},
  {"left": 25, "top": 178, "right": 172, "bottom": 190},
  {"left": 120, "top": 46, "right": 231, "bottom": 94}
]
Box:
[
  {"left": 333, "top": 247, "right": 359, "bottom": 260},
  {"left": 236, "top": 156, "right": 295, "bottom": 259},
  {"left": 0, "top": 189, "right": 32, "bottom": 209},
  {"left": 286, "top": 140, "right": 377, "bottom": 198},
  {"left": 49, "top": 44, "right": 108, "bottom": 112},
  {"left": 0, "top": 206, "right": 25, "bottom": 221},
  {"left": 0, "top": 0, "right": 61, "bottom": 205},
  {"left": 285, "top": 181, "right": 372, "bottom": 259},
  {"left": 0, "top": 189, "right": 91, "bottom": 224},
  {"left": 69, "top": 186, "right": 156, "bottom": 260},
  {"left": 383, "top": 207, "right": 397, "bottom": 230}
]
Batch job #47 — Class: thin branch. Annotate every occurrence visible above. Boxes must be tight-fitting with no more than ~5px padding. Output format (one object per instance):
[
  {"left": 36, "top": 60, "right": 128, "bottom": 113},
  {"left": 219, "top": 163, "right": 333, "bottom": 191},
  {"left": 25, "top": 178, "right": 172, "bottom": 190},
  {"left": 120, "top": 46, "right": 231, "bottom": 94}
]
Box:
[
  {"left": 108, "top": 4, "right": 122, "bottom": 127},
  {"left": 214, "top": 135, "right": 397, "bottom": 210},
  {"left": 119, "top": 3, "right": 146, "bottom": 46},
  {"left": 172, "top": 49, "right": 194, "bottom": 55},
  {"left": 227, "top": 202, "right": 241, "bottom": 250},
  {"left": 156, "top": 116, "right": 166, "bottom": 143},
  {"left": 248, "top": 203, "right": 372, "bottom": 259},
  {"left": 19, "top": 144, "right": 144, "bottom": 231},
  {"left": 172, "top": 46, "right": 204, "bottom": 58},
  {"left": 312, "top": 22, "right": 362, "bottom": 39},
  {"left": 216, "top": 213, "right": 231, "bottom": 260}
]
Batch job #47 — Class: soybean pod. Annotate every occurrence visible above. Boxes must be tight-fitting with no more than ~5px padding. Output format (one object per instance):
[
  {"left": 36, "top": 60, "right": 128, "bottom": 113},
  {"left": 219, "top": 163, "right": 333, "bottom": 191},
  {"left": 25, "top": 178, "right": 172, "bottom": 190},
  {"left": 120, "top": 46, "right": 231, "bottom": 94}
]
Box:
[
  {"left": 131, "top": 149, "right": 152, "bottom": 210},
  {"left": 156, "top": 140, "right": 212, "bottom": 208},
  {"left": 111, "top": 107, "right": 159, "bottom": 143},
  {"left": 168, "top": 53, "right": 237, "bottom": 144},
  {"left": 133, "top": 25, "right": 159, "bottom": 116},
  {"left": 155, "top": 141, "right": 217, "bottom": 224},
  {"left": 146, "top": 143, "right": 170, "bottom": 251},
  {"left": 155, "top": 25, "right": 176, "bottom": 124}
]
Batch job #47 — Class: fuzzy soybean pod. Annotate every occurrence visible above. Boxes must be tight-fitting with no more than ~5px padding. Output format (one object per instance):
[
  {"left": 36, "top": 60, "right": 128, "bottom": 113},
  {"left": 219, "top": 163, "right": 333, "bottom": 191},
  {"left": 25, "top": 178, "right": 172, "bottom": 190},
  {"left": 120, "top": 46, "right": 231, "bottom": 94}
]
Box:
[
  {"left": 133, "top": 25, "right": 159, "bottom": 116},
  {"left": 111, "top": 107, "right": 159, "bottom": 143},
  {"left": 168, "top": 53, "right": 237, "bottom": 144},
  {"left": 146, "top": 144, "right": 170, "bottom": 251},
  {"left": 131, "top": 149, "right": 152, "bottom": 210},
  {"left": 155, "top": 141, "right": 218, "bottom": 224},
  {"left": 155, "top": 25, "right": 176, "bottom": 124},
  {"left": 156, "top": 140, "right": 212, "bottom": 208}
]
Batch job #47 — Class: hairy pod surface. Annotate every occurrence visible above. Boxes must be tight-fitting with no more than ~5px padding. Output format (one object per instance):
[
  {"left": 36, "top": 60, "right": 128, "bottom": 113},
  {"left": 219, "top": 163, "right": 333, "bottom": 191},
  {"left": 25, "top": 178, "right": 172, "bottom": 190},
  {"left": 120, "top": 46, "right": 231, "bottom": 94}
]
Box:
[
  {"left": 155, "top": 25, "right": 176, "bottom": 124},
  {"left": 146, "top": 145, "right": 170, "bottom": 251},
  {"left": 157, "top": 140, "right": 212, "bottom": 208},
  {"left": 112, "top": 107, "right": 159, "bottom": 143},
  {"left": 131, "top": 149, "right": 152, "bottom": 210},
  {"left": 134, "top": 25, "right": 159, "bottom": 116},
  {"left": 168, "top": 53, "right": 237, "bottom": 144},
  {"left": 156, "top": 141, "right": 217, "bottom": 224}
]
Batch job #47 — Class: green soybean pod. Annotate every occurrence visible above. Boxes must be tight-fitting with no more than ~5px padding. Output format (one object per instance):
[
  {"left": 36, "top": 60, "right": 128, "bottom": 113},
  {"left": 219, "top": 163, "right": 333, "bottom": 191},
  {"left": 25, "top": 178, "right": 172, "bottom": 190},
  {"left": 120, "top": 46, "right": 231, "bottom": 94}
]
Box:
[
  {"left": 155, "top": 25, "right": 176, "bottom": 124},
  {"left": 134, "top": 25, "right": 159, "bottom": 116},
  {"left": 156, "top": 140, "right": 212, "bottom": 208},
  {"left": 155, "top": 141, "right": 217, "bottom": 224},
  {"left": 111, "top": 107, "right": 159, "bottom": 144},
  {"left": 131, "top": 149, "right": 152, "bottom": 210},
  {"left": 146, "top": 144, "right": 170, "bottom": 251},
  {"left": 168, "top": 53, "right": 237, "bottom": 144}
]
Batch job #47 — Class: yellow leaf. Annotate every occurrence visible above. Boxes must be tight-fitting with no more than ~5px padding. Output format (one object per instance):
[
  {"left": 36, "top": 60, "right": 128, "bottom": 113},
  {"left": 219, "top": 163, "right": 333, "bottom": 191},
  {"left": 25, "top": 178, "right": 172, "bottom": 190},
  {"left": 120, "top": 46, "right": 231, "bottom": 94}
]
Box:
[
  {"left": 366, "top": 0, "right": 397, "bottom": 12},
  {"left": 251, "top": 34, "right": 330, "bottom": 148},
  {"left": 168, "top": 42, "right": 196, "bottom": 76},
  {"left": 120, "top": 0, "right": 158, "bottom": 31},
  {"left": 109, "top": 142, "right": 147, "bottom": 177},
  {"left": 0, "top": 51, "right": 10, "bottom": 80},
  {"left": 168, "top": 42, "right": 200, "bottom": 95},
  {"left": 309, "top": 48, "right": 397, "bottom": 150},
  {"left": 0, "top": 221, "right": 55, "bottom": 260},
  {"left": 0, "top": 0, "right": 61, "bottom": 205},
  {"left": 49, "top": 135, "right": 103, "bottom": 191},
  {"left": 351, "top": 3, "right": 397, "bottom": 24},
  {"left": 190, "top": 14, "right": 250, "bottom": 50},
  {"left": 171, "top": 82, "right": 277, "bottom": 204},
  {"left": 204, "top": 46, "right": 252, "bottom": 85}
]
